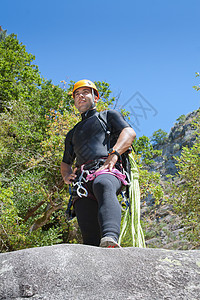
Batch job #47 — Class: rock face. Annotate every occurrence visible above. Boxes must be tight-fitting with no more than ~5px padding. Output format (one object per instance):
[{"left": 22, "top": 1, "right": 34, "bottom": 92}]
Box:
[
  {"left": 141, "top": 109, "right": 199, "bottom": 250},
  {"left": 0, "top": 244, "right": 200, "bottom": 300},
  {"left": 150, "top": 109, "right": 199, "bottom": 177}
]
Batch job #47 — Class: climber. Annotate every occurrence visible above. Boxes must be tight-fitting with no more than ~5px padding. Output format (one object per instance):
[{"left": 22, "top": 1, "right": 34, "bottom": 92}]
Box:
[{"left": 61, "top": 79, "right": 136, "bottom": 248}]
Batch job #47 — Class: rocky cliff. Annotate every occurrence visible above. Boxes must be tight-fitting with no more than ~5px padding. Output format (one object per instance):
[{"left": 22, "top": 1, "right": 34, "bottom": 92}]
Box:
[
  {"left": 150, "top": 109, "right": 199, "bottom": 177},
  {"left": 141, "top": 109, "right": 199, "bottom": 250}
]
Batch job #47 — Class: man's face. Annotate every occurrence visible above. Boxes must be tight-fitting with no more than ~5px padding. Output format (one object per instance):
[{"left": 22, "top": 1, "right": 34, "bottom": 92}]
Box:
[{"left": 74, "top": 87, "right": 98, "bottom": 113}]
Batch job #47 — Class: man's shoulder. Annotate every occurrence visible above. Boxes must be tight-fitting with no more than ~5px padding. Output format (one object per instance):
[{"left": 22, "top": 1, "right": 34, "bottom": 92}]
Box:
[
  {"left": 98, "top": 109, "right": 124, "bottom": 123},
  {"left": 98, "top": 109, "right": 120, "bottom": 117},
  {"left": 107, "top": 109, "right": 123, "bottom": 121},
  {"left": 65, "top": 121, "right": 80, "bottom": 139}
]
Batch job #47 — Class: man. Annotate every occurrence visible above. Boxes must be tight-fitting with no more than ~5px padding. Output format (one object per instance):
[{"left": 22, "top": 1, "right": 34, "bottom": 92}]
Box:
[{"left": 61, "top": 79, "right": 136, "bottom": 248}]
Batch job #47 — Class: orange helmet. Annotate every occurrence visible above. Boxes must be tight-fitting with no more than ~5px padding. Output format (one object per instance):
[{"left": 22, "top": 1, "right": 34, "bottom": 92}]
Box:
[{"left": 72, "top": 79, "right": 99, "bottom": 99}]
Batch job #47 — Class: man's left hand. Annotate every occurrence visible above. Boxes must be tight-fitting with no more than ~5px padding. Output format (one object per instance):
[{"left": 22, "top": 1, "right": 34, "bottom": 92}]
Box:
[{"left": 96, "top": 155, "right": 118, "bottom": 172}]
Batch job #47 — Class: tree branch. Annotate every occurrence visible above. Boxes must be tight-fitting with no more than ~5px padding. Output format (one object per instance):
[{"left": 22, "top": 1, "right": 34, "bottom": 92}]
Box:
[
  {"left": 23, "top": 200, "right": 45, "bottom": 222},
  {"left": 29, "top": 203, "right": 63, "bottom": 232}
]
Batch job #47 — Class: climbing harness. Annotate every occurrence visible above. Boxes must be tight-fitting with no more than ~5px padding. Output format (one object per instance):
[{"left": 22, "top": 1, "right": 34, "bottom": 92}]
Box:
[
  {"left": 86, "top": 167, "right": 129, "bottom": 186},
  {"left": 72, "top": 161, "right": 128, "bottom": 198}
]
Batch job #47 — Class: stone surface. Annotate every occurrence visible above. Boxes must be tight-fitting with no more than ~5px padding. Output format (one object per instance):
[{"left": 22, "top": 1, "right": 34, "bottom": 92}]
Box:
[{"left": 0, "top": 244, "right": 200, "bottom": 300}]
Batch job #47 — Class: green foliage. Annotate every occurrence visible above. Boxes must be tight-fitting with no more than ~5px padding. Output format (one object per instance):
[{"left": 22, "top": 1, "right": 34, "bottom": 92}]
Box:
[
  {"left": 175, "top": 114, "right": 186, "bottom": 125},
  {"left": 0, "top": 34, "right": 41, "bottom": 112},
  {"left": 150, "top": 129, "right": 168, "bottom": 146},
  {"left": 168, "top": 112, "right": 200, "bottom": 247},
  {"left": 0, "top": 184, "right": 22, "bottom": 251},
  {"left": 139, "top": 169, "right": 164, "bottom": 203},
  {"left": 133, "top": 135, "right": 162, "bottom": 165},
  {"left": 131, "top": 137, "right": 164, "bottom": 205},
  {"left": 0, "top": 183, "right": 62, "bottom": 252},
  {"left": 193, "top": 72, "right": 200, "bottom": 91},
  {"left": 0, "top": 34, "right": 72, "bottom": 132},
  {"left": 95, "top": 81, "right": 115, "bottom": 108}
]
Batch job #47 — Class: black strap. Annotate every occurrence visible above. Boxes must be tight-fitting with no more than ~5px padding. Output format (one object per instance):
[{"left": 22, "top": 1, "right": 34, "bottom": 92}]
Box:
[{"left": 96, "top": 111, "right": 111, "bottom": 150}]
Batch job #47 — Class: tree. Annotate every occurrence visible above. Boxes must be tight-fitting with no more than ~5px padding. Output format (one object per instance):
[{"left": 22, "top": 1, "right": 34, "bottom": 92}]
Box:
[
  {"left": 0, "top": 34, "right": 41, "bottom": 113},
  {"left": 133, "top": 135, "right": 162, "bottom": 165},
  {"left": 150, "top": 129, "right": 168, "bottom": 146}
]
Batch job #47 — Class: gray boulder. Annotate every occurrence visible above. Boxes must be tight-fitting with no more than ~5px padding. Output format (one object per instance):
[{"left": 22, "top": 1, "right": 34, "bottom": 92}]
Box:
[{"left": 0, "top": 244, "right": 200, "bottom": 299}]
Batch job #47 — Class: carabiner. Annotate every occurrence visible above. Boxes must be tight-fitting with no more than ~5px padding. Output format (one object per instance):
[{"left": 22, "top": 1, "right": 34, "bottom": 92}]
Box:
[
  {"left": 76, "top": 183, "right": 88, "bottom": 198},
  {"left": 72, "top": 167, "right": 89, "bottom": 197},
  {"left": 124, "top": 170, "right": 131, "bottom": 185},
  {"left": 82, "top": 170, "right": 90, "bottom": 182}
]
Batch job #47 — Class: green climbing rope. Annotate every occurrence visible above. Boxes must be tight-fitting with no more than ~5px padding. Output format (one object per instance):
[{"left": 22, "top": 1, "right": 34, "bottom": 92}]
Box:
[{"left": 119, "top": 152, "right": 146, "bottom": 247}]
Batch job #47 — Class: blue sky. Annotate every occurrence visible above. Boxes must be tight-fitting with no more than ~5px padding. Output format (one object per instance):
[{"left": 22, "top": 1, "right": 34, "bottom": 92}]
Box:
[{"left": 1, "top": 0, "right": 200, "bottom": 137}]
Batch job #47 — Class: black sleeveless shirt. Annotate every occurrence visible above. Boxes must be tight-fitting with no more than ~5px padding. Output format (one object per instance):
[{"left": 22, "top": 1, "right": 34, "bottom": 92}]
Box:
[{"left": 62, "top": 109, "right": 130, "bottom": 166}]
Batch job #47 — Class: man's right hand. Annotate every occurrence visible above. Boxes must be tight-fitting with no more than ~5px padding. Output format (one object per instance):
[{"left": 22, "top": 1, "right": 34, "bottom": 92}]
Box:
[
  {"left": 64, "top": 167, "right": 77, "bottom": 184},
  {"left": 60, "top": 162, "right": 78, "bottom": 184}
]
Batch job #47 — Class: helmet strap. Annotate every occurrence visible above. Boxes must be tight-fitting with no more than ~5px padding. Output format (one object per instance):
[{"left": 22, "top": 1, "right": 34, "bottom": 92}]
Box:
[{"left": 91, "top": 88, "right": 96, "bottom": 109}]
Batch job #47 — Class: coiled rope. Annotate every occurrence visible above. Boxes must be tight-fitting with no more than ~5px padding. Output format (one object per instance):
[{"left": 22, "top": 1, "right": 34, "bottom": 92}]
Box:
[{"left": 119, "top": 152, "right": 146, "bottom": 247}]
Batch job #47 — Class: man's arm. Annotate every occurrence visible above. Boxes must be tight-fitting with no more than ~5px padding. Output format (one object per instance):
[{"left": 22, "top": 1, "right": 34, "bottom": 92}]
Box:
[
  {"left": 61, "top": 162, "right": 77, "bottom": 184},
  {"left": 112, "top": 127, "right": 136, "bottom": 156},
  {"left": 99, "top": 127, "right": 136, "bottom": 171}
]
